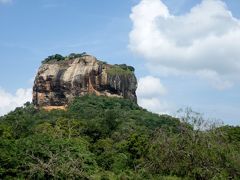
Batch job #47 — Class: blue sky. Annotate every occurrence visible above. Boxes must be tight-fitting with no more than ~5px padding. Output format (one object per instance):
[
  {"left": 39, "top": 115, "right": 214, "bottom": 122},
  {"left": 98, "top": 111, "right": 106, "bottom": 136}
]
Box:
[{"left": 0, "top": 0, "right": 240, "bottom": 125}]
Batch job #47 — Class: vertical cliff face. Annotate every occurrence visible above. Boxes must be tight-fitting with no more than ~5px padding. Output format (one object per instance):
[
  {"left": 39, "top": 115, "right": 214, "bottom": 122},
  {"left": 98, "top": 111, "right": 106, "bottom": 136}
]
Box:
[{"left": 33, "top": 54, "right": 137, "bottom": 109}]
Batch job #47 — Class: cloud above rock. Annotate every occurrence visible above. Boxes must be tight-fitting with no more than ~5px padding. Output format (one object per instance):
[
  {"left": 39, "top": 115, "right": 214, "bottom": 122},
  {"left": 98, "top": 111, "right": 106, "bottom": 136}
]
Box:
[{"left": 129, "top": 0, "right": 240, "bottom": 89}]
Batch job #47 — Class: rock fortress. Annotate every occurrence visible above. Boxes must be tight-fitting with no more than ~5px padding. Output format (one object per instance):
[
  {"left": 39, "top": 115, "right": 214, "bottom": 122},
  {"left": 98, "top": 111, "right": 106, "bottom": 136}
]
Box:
[{"left": 33, "top": 53, "right": 137, "bottom": 110}]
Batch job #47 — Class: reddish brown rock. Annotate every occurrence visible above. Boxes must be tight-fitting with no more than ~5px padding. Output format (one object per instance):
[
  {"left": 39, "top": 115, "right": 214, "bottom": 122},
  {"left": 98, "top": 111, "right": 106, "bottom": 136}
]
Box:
[{"left": 33, "top": 54, "right": 137, "bottom": 109}]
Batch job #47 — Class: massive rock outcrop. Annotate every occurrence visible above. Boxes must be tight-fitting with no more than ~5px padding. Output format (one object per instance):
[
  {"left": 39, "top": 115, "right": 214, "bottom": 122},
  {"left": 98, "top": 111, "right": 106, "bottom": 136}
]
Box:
[{"left": 33, "top": 53, "right": 137, "bottom": 109}]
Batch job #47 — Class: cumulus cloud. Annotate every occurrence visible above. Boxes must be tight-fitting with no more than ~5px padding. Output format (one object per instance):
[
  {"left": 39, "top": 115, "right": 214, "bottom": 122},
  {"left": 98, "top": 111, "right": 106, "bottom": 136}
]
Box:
[
  {"left": 0, "top": 0, "right": 12, "bottom": 4},
  {"left": 138, "top": 97, "right": 170, "bottom": 114},
  {"left": 0, "top": 88, "right": 32, "bottom": 116},
  {"left": 129, "top": 0, "right": 240, "bottom": 89},
  {"left": 137, "top": 76, "right": 169, "bottom": 114},
  {"left": 137, "top": 75, "right": 166, "bottom": 97},
  {"left": 196, "top": 69, "right": 233, "bottom": 90}
]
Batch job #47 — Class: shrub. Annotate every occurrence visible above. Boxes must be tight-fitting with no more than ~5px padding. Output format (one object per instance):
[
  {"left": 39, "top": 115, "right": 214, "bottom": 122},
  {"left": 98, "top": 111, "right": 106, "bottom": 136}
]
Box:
[
  {"left": 42, "top": 52, "right": 88, "bottom": 64},
  {"left": 42, "top": 54, "right": 65, "bottom": 64}
]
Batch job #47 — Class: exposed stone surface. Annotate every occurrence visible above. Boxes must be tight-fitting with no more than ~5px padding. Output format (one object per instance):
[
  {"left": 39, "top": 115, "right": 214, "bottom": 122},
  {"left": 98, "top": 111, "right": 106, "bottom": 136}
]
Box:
[{"left": 33, "top": 54, "right": 137, "bottom": 108}]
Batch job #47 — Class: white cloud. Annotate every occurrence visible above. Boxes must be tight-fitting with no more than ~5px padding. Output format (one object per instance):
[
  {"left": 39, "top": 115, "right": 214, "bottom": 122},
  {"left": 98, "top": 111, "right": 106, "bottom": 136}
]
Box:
[
  {"left": 129, "top": 0, "right": 240, "bottom": 89},
  {"left": 137, "top": 76, "right": 169, "bottom": 114},
  {"left": 0, "top": 88, "right": 32, "bottom": 116},
  {"left": 138, "top": 97, "right": 170, "bottom": 114},
  {"left": 137, "top": 75, "right": 166, "bottom": 97},
  {"left": 0, "top": 0, "right": 12, "bottom": 4},
  {"left": 196, "top": 69, "right": 233, "bottom": 90}
]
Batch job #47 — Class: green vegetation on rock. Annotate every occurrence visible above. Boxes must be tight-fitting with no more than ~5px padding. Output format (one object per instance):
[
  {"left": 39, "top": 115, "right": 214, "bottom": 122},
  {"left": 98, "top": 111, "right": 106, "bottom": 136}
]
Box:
[
  {"left": 41, "top": 52, "right": 88, "bottom": 64},
  {"left": 0, "top": 95, "right": 239, "bottom": 179},
  {"left": 42, "top": 54, "right": 65, "bottom": 64},
  {"left": 107, "top": 64, "right": 135, "bottom": 76}
]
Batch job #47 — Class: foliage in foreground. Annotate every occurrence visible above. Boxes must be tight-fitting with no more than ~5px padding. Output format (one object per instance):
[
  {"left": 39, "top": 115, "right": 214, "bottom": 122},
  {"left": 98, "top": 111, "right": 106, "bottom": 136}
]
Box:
[{"left": 0, "top": 95, "right": 239, "bottom": 179}]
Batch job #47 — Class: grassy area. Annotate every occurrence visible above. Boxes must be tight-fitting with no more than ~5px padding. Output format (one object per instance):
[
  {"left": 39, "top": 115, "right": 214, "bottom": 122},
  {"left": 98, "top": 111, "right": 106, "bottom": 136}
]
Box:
[{"left": 107, "top": 65, "right": 134, "bottom": 76}]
